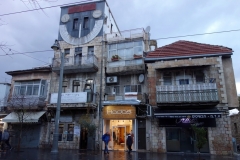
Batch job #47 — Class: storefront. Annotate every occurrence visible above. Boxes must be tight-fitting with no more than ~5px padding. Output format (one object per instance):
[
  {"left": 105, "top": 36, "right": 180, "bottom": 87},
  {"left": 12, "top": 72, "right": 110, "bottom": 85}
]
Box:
[
  {"left": 102, "top": 105, "right": 136, "bottom": 151},
  {"left": 154, "top": 109, "right": 222, "bottom": 153}
]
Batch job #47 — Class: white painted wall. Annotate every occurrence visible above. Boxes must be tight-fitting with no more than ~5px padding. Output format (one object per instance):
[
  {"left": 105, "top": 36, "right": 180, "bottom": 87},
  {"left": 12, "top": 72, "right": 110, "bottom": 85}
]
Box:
[{"left": 0, "top": 83, "right": 11, "bottom": 109}]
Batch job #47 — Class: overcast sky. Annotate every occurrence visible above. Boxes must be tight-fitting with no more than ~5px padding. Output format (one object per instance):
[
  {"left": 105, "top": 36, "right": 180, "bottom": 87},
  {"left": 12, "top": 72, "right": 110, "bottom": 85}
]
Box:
[{"left": 0, "top": 0, "right": 239, "bottom": 94}]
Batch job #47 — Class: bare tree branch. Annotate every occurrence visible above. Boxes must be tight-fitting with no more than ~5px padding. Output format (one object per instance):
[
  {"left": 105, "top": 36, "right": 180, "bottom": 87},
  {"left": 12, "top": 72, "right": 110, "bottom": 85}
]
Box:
[{"left": 7, "top": 94, "right": 42, "bottom": 151}]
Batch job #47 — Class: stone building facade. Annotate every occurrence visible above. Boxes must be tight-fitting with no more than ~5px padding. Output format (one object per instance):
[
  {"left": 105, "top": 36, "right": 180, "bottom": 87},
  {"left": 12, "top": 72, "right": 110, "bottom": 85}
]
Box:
[
  {"left": 4, "top": 67, "right": 51, "bottom": 148},
  {"left": 145, "top": 40, "right": 238, "bottom": 155}
]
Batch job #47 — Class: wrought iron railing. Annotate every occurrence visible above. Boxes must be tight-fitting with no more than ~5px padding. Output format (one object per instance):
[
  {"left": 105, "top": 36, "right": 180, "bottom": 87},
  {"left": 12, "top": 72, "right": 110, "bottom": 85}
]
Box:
[
  {"left": 52, "top": 55, "right": 98, "bottom": 68},
  {"left": 156, "top": 83, "right": 219, "bottom": 103},
  {"left": 8, "top": 95, "right": 46, "bottom": 108}
]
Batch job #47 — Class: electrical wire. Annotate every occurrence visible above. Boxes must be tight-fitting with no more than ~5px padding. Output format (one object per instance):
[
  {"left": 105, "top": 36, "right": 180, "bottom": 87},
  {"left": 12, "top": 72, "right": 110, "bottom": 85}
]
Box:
[
  {"left": 0, "top": 28, "right": 239, "bottom": 57},
  {"left": 0, "top": 0, "right": 94, "bottom": 17},
  {"left": 154, "top": 29, "right": 240, "bottom": 40},
  {"left": 5, "top": 47, "right": 50, "bottom": 64}
]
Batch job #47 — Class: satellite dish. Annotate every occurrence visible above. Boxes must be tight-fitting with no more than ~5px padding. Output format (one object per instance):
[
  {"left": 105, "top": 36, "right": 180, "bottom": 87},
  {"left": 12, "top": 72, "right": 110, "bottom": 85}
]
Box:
[
  {"left": 145, "top": 26, "right": 151, "bottom": 33},
  {"left": 139, "top": 74, "right": 144, "bottom": 83}
]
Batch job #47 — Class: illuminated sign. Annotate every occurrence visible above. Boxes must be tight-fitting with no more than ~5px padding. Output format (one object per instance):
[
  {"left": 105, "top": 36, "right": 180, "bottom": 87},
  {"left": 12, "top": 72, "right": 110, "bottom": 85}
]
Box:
[
  {"left": 103, "top": 106, "right": 136, "bottom": 119},
  {"left": 155, "top": 114, "right": 221, "bottom": 119},
  {"left": 107, "top": 110, "right": 132, "bottom": 115}
]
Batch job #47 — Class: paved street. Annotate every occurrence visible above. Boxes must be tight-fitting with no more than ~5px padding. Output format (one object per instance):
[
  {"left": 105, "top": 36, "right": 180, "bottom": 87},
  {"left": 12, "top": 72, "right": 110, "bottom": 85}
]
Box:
[{"left": 1, "top": 149, "right": 240, "bottom": 160}]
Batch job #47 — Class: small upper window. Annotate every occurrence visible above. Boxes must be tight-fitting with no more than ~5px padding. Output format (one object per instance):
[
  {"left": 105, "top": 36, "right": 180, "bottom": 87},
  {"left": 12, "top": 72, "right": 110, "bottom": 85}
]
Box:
[
  {"left": 64, "top": 49, "right": 70, "bottom": 56},
  {"left": 83, "top": 17, "right": 89, "bottom": 29},
  {"left": 73, "top": 19, "right": 79, "bottom": 30},
  {"left": 163, "top": 73, "right": 172, "bottom": 85}
]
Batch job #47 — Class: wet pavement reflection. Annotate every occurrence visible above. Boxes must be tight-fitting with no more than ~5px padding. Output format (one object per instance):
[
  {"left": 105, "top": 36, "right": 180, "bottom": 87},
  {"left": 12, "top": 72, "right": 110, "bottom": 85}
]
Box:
[{"left": 0, "top": 149, "right": 240, "bottom": 160}]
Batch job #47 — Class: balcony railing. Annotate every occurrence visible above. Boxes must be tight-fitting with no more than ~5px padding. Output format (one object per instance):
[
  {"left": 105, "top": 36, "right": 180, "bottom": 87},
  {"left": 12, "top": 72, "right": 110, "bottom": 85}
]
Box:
[
  {"left": 52, "top": 55, "right": 98, "bottom": 73},
  {"left": 106, "top": 28, "right": 146, "bottom": 42},
  {"left": 107, "top": 58, "right": 144, "bottom": 68},
  {"left": 8, "top": 95, "right": 46, "bottom": 108},
  {"left": 106, "top": 93, "right": 146, "bottom": 102},
  {"left": 156, "top": 83, "right": 219, "bottom": 103}
]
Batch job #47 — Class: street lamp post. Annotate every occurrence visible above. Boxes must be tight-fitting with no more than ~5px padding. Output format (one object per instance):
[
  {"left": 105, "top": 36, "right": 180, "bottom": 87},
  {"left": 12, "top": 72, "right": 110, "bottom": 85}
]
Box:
[{"left": 51, "top": 39, "right": 64, "bottom": 153}]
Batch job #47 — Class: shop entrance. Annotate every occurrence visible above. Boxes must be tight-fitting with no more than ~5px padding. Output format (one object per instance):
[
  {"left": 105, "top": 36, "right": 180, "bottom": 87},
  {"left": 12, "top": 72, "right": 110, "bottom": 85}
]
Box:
[
  {"left": 79, "top": 127, "right": 88, "bottom": 149},
  {"left": 112, "top": 126, "right": 127, "bottom": 150},
  {"left": 104, "top": 119, "right": 133, "bottom": 151}
]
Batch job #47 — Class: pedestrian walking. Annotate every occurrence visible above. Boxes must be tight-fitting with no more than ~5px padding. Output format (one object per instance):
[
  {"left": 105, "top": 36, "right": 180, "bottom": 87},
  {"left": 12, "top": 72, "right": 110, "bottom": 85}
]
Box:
[
  {"left": 2, "top": 129, "right": 12, "bottom": 150},
  {"left": 102, "top": 131, "right": 111, "bottom": 154},
  {"left": 126, "top": 133, "right": 133, "bottom": 154}
]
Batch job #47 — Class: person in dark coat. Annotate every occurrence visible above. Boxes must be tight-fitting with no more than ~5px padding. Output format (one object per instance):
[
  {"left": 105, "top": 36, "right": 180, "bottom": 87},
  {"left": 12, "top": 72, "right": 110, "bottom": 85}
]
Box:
[
  {"left": 126, "top": 133, "right": 133, "bottom": 154},
  {"left": 2, "top": 129, "right": 12, "bottom": 150},
  {"left": 102, "top": 131, "right": 111, "bottom": 154}
]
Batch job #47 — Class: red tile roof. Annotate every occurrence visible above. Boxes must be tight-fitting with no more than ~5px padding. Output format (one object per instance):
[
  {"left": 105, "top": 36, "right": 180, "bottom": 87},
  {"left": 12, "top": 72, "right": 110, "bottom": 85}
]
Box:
[{"left": 146, "top": 40, "right": 233, "bottom": 59}]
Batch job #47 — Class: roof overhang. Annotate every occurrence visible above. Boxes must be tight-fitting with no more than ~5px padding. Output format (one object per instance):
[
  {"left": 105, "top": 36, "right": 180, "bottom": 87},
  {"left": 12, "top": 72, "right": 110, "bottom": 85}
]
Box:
[
  {"left": 145, "top": 52, "right": 232, "bottom": 62},
  {"left": 103, "top": 100, "right": 141, "bottom": 105}
]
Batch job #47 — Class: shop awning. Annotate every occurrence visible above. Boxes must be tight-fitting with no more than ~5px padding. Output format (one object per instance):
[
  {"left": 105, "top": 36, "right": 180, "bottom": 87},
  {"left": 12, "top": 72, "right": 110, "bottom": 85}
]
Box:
[
  {"left": 154, "top": 109, "right": 222, "bottom": 118},
  {"left": 2, "top": 111, "right": 46, "bottom": 123}
]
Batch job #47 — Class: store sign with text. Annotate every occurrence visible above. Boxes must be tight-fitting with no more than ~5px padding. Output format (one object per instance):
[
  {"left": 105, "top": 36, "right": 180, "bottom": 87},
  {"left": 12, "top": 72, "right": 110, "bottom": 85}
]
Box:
[
  {"left": 158, "top": 118, "right": 216, "bottom": 127},
  {"left": 103, "top": 106, "right": 136, "bottom": 119}
]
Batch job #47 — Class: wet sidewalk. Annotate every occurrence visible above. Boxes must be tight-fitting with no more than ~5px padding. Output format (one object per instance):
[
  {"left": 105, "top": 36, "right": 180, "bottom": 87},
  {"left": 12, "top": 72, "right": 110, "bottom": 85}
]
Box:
[{"left": 1, "top": 149, "right": 240, "bottom": 160}]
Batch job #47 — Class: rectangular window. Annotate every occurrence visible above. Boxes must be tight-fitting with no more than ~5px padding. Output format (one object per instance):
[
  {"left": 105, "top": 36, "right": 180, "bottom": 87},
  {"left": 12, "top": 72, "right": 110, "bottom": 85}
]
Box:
[
  {"left": 64, "top": 49, "right": 70, "bottom": 56},
  {"left": 108, "top": 41, "right": 143, "bottom": 61},
  {"left": 179, "top": 79, "right": 189, "bottom": 85},
  {"left": 196, "top": 75, "right": 204, "bottom": 84},
  {"left": 13, "top": 80, "right": 45, "bottom": 96},
  {"left": 72, "top": 80, "right": 80, "bottom": 92},
  {"left": 209, "top": 78, "right": 216, "bottom": 83},
  {"left": 74, "top": 47, "right": 82, "bottom": 65},
  {"left": 87, "top": 46, "right": 94, "bottom": 64},
  {"left": 83, "top": 17, "right": 89, "bottom": 29},
  {"left": 125, "top": 85, "right": 141, "bottom": 93},
  {"left": 73, "top": 19, "right": 79, "bottom": 30},
  {"left": 163, "top": 73, "right": 172, "bottom": 85},
  {"left": 88, "top": 46, "right": 94, "bottom": 56}
]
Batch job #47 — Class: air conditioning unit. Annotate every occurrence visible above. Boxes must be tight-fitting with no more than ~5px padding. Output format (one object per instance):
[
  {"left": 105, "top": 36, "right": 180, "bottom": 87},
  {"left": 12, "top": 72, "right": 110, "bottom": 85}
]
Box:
[
  {"left": 147, "top": 105, "right": 152, "bottom": 117},
  {"left": 107, "top": 76, "right": 118, "bottom": 83}
]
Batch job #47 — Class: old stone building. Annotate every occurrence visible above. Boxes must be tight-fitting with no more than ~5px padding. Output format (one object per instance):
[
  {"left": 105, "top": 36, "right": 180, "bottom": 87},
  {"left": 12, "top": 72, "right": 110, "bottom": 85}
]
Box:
[
  {"left": 45, "top": 0, "right": 121, "bottom": 150},
  {"left": 145, "top": 40, "right": 238, "bottom": 155},
  {"left": 230, "top": 111, "right": 240, "bottom": 146},
  {"left": 3, "top": 66, "right": 51, "bottom": 148}
]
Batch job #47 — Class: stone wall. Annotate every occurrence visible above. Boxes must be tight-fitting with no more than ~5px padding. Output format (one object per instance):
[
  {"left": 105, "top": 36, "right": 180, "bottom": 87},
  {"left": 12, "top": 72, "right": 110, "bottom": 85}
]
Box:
[
  {"left": 208, "top": 114, "right": 233, "bottom": 155},
  {"left": 230, "top": 114, "right": 240, "bottom": 144},
  {"left": 149, "top": 118, "right": 166, "bottom": 153}
]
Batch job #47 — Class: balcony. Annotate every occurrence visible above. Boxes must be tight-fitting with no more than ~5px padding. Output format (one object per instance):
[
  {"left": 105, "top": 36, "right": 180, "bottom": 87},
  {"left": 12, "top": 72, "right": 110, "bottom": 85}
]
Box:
[
  {"left": 106, "top": 58, "right": 145, "bottom": 75},
  {"left": 52, "top": 55, "right": 98, "bottom": 74},
  {"left": 106, "top": 28, "right": 146, "bottom": 42},
  {"left": 156, "top": 83, "right": 219, "bottom": 106},
  {"left": 8, "top": 96, "right": 46, "bottom": 109}
]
